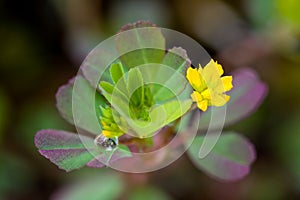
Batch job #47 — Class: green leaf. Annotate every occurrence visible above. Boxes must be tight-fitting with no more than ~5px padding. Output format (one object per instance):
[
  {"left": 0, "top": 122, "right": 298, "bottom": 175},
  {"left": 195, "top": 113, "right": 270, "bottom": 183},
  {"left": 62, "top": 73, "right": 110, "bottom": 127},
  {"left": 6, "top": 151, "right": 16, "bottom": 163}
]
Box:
[
  {"left": 99, "top": 81, "right": 114, "bottom": 94},
  {"left": 161, "top": 47, "right": 190, "bottom": 71},
  {"left": 137, "top": 47, "right": 191, "bottom": 103},
  {"left": 71, "top": 76, "right": 107, "bottom": 135},
  {"left": 151, "top": 99, "right": 192, "bottom": 126},
  {"left": 127, "top": 68, "right": 144, "bottom": 107},
  {"left": 110, "top": 62, "right": 125, "bottom": 84},
  {"left": 35, "top": 130, "right": 131, "bottom": 171},
  {"left": 153, "top": 47, "right": 190, "bottom": 102},
  {"left": 187, "top": 132, "right": 256, "bottom": 181},
  {"left": 129, "top": 99, "right": 192, "bottom": 138},
  {"left": 52, "top": 170, "right": 124, "bottom": 200},
  {"left": 128, "top": 186, "right": 171, "bottom": 200},
  {"left": 99, "top": 81, "right": 129, "bottom": 109},
  {"left": 116, "top": 21, "right": 165, "bottom": 68},
  {"left": 81, "top": 48, "right": 119, "bottom": 88},
  {"left": 56, "top": 76, "right": 107, "bottom": 134}
]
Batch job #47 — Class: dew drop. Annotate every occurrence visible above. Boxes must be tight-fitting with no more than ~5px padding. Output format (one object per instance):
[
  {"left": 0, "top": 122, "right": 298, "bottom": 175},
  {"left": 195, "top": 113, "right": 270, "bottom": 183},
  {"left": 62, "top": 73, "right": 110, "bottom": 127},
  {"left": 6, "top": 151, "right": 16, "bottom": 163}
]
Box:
[{"left": 94, "top": 134, "right": 118, "bottom": 151}]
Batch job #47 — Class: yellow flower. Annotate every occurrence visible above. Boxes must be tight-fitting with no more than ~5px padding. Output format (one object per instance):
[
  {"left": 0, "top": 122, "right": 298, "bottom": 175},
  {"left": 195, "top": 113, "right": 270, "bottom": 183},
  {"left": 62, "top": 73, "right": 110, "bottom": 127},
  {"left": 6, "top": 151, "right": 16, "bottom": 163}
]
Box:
[
  {"left": 100, "top": 106, "right": 125, "bottom": 138},
  {"left": 186, "top": 59, "right": 233, "bottom": 111},
  {"left": 101, "top": 121, "right": 124, "bottom": 138}
]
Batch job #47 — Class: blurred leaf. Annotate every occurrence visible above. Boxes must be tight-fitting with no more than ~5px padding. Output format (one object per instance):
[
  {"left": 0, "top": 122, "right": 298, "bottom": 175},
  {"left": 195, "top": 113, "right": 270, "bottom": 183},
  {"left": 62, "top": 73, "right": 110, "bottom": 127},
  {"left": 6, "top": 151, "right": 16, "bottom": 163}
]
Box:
[
  {"left": 176, "top": 0, "right": 246, "bottom": 50},
  {"left": 35, "top": 130, "right": 96, "bottom": 172},
  {"left": 0, "top": 89, "right": 10, "bottom": 144},
  {"left": 199, "top": 68, "right": 268, "bottom": 130},
  {"left": 52, "top": 170, "right": 123, "bottom": 200},
  {"left": 273, "top": 114, "right": 300, "bottom": 188},
  {"left": 0, "top": 153, "right": 34, "bottom": 197},
  {"left": 116, "top": 21, "right": 165, "bottom": 68},
  {"left": 56, "top": 76, "right": 107, "bottom": 134},
  {"left": 0, "top": 25, "right": 44, "bottom": 92},
  {"left": 248, "top": 0, "right": 276, "bottom": 28},
  {"left": 276, "top": 0, "right": 300, "bottom": 30},
  {"left": 128, "top": 186, "right": 171, "bottom": 200},
  {"left": 244, "top": 167, "right": 287, "bottom": 200},
  {"left": 187, "top": 132, "right": 256, "bottom": 181},
  {"left": 17, "top": 102, "right": 71, "bottom": 150},
  {"left": 109, "top": 0, "right": 171, "bottom": 29}
]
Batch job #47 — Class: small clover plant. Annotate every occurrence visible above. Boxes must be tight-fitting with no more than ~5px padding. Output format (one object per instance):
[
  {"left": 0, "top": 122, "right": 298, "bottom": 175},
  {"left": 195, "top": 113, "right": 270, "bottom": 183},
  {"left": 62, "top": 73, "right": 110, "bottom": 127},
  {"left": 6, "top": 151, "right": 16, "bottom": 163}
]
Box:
[{"left": 35, "top": 21, "right": 267, "bottom": 181}]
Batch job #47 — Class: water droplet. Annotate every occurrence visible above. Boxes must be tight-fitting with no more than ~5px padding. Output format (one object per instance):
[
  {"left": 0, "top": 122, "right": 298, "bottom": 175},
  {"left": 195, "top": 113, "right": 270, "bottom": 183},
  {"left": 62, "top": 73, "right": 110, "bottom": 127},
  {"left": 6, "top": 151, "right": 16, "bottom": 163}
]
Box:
[{"left": 94, "top": 134, "right": 118, "bottom": 151}]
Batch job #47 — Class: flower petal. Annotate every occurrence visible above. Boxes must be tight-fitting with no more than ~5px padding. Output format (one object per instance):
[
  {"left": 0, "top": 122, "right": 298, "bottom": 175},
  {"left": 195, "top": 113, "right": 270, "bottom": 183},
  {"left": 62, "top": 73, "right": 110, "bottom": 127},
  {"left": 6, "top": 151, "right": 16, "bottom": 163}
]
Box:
[
  {"left": 197, "top": 100, "right": 208, "bottom": 112},
  {"left": 186, "top": 67, "right": 202, "bottom": 91},
  {"left": 198, "top": 68, "right": 268, "bottom": 130},
  {"left": 201, "top": 89, "right": 211, "bottom": 99},
  {"left": 221, "top": 76, "right": 233, "bottom": 92},
  {"left": 191, "top": 91, "right": 203, "bottom": 102},
  {"left": 201, "top": 89, "right": 228, "bottom": 107},
  {"left": 202, "top": 60, "right": 222, "bottom": 89},
  {"left": 210, "top": 93, "right": 229, "bottom": 106},
  {"left": 206, "top": 59, "right": 224, "bottom": 76}
]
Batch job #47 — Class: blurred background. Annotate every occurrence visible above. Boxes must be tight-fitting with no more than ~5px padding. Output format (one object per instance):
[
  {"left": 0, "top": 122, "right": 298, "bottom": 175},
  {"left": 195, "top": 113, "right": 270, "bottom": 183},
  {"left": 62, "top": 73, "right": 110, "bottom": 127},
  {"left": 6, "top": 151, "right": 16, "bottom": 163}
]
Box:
[{"left": 0, "top": 0, "right": 300, "bottom": 199}]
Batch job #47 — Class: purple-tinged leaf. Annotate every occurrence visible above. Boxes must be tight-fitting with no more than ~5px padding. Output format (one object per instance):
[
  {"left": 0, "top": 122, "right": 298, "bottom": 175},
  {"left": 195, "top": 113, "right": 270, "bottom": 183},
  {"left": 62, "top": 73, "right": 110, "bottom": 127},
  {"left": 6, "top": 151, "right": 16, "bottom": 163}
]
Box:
[
  {"left": 35, "top": 130, "right": 132, "bottom": 171},
  {"left": 118, "top": 20, "right": 158, "bottom": 32},
  {"left": 115, "top": 21, "right": 165, "bottom": 68},
  {"left": 35, "top": 130, "right": 96, "bottom": 172},
  {"left": 56, "top": 75, "right": 106, "bottom": 134},
  {"left": 86, "top": 144, "right": 131, "bottom": 168},
  {"left": 199, "top": 68, "right": 268, "bottom": 130},
  {"left": 187, "top": 132, "right": 256, "bottom": 181},
  {"left": 86, "top": 157, "right": 105, "bottom": 168},
  {"left": 56, "top": 77, "right": 76, "bottom": 125}
]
